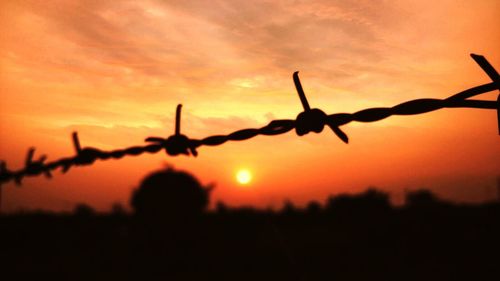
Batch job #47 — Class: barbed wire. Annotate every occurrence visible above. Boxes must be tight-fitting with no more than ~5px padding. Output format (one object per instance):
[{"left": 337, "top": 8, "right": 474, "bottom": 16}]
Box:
[{"left": 0, "top": 54, "right": 498, "bottom": 186}]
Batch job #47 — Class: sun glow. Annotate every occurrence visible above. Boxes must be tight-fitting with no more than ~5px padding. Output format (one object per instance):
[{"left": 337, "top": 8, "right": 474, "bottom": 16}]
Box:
[{"left": 236, "top": 169, "right": 252, "bottom": 185}]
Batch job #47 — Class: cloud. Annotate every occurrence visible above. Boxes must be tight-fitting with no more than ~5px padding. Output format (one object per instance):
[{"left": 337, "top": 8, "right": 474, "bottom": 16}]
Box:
[
  {"left": 1, "top": 0, "right": 411, "bottom": 90},
  {"left": 158, "top": 0, "right": 390, "bottom": 72}
]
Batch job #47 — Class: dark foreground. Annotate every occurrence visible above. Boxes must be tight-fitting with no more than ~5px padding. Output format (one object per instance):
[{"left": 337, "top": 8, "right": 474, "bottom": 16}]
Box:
[{"left": 1, "top": 198, "right": 499, "bottom": 281}]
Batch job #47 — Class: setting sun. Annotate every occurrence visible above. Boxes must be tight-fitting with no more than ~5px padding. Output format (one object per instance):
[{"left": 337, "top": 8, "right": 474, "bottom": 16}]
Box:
[{"left": 236, "top": 169, "right": 252, "bottom": 185}]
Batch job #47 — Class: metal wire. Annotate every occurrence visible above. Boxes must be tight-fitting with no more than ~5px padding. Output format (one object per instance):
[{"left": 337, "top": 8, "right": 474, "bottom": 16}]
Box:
[{"left": 0, "top": 54, "right": 498, "bottom": 186}]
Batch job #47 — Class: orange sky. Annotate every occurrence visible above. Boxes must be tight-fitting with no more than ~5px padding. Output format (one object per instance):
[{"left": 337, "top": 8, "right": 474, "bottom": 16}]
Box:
[{"left": 1, "top": 0, "right": 499, "bottom": 212}]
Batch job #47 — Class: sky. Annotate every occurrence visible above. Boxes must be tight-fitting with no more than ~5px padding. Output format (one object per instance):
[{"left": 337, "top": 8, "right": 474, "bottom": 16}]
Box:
[{"left": 0, "top": 0, "right": 499, "bottom": 212}]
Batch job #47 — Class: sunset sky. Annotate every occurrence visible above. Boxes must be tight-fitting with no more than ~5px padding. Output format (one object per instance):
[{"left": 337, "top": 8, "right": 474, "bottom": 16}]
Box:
[{"left": 1, "top": 0, "right": 499, "bottom": 212}]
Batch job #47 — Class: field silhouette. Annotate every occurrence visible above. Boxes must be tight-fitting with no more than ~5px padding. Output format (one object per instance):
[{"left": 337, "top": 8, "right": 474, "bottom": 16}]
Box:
[{"left": 0, "top": 167, "right": 499, "bottom": 281}]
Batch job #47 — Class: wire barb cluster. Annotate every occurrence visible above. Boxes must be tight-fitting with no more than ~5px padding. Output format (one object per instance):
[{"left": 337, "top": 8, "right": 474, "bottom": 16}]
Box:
[{"left": 0, "top": 54, "right": 498, "bottom": 186}]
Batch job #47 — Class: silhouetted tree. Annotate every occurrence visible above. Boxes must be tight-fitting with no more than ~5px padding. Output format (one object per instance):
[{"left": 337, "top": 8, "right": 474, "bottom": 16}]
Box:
[{"left": 130, "top": 167, "right": 212, "bottom": 222}]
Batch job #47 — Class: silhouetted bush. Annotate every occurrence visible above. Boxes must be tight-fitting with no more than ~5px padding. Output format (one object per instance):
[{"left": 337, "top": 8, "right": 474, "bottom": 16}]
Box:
[
  {"left": 405, "top": 189, "right": 441, "bottom": 208},
  {"left": 282, "top": 199, "right": 298, "bottom": 215},
  {"left": 306, "top": 201, "right": 322, "bottom": 214},
  {"left": 110, "top": 203, "right": 126, "bottom": 216},
  {"left": 326, "top": 188, "right": 390, "bottom": 214},
  {"left": 73, "top": 203, "right": 95, "bottom": 217},
  {"left": 130, "top": 167, "right": 212, "bottom": 222},
  {"left": 216, "top": 201, "right": 229, "bottom": 214}
]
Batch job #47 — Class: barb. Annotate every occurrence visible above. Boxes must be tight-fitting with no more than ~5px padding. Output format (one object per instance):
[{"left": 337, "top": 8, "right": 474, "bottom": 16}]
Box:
[
  {"left": 293, "top": 71, "right": 349, "bottom": 143},
  {"left": 145, "top": 104, "right": 198, "bottom": 156},
  {"left": 0, "top": 54, "right": 498, "bottom": 186},
  {"left": 469, "top": 53, "right": 500, "bottom": 134}
]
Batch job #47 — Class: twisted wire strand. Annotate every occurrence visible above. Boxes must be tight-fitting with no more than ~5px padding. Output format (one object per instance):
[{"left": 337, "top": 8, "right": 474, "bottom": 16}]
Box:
[
  {"left": 0, "top": 55, "right": 498, "bottom": 186},
  {"left": 328, "top": 83, "right": 498, "bottom": 126}
]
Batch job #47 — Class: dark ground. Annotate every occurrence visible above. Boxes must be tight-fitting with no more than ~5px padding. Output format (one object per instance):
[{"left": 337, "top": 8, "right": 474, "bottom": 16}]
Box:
[{"left": 1, "top": 189, "right": 499, "bottom": 281}]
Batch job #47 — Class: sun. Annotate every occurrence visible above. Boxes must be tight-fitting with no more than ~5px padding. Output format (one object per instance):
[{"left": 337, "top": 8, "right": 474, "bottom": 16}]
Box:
[{"left": 236, "top": 169, "right": 252, "bottom": 185}]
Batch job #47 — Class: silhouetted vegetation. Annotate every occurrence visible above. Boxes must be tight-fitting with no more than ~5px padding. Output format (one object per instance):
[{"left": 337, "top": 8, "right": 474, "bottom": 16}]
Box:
[
  {"left": 130, "top": 167, "right": 211, "bottom": 223},
  {"left": 73, "top": 203, "right": 96, "bottom": 217},
  {"left": 0, "top": 168, "right": 499, "bottom": 280}
]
